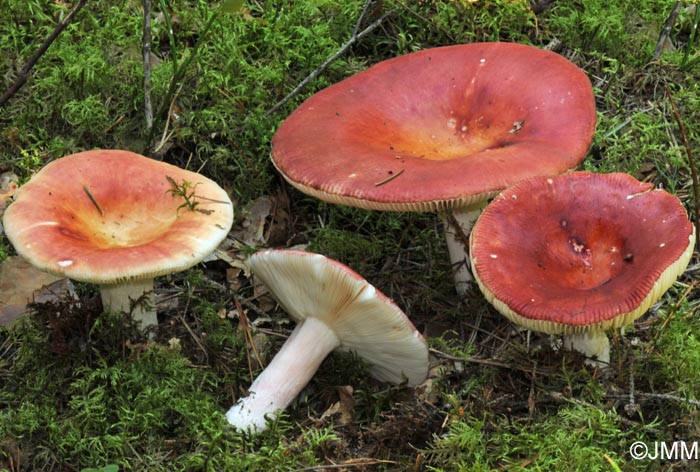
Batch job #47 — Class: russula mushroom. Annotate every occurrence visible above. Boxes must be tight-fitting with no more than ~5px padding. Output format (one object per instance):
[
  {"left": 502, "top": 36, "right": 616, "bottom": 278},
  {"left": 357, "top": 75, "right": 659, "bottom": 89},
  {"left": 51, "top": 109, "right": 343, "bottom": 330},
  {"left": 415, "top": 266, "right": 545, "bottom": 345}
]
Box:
[
  {"left": 271, "top": 42, "right": 596, "bottom": 296},
  {"left": 226, "top": 249, "right": 429, "bottom": 432},
  {"left": 2, "top": 149, "right": 234, "bottom": 330},
  {"left": 469, "top": 172, "right": 696, "bottom": 365}
]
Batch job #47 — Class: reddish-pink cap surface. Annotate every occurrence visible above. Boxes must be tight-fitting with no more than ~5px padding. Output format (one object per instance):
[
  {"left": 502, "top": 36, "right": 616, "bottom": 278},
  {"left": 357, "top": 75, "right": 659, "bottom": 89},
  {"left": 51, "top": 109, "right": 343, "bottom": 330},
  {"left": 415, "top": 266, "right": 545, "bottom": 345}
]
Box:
[
  {"left": 3, "top": 150, "right": 234, "bottom": 284},
  {"left": 470, "top": 172, "right": 695, "bottom": 334},
  {"left": 272, "top": 42, "right": 597, "bottom": 211}
]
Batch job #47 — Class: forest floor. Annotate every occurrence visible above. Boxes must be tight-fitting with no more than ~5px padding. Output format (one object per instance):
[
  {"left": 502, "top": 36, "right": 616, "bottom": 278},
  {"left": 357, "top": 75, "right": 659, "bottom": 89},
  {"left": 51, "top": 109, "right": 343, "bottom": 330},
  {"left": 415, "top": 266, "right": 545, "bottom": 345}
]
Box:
[{"left": 1, "top": 1, "right": 700, "bottom": 471}]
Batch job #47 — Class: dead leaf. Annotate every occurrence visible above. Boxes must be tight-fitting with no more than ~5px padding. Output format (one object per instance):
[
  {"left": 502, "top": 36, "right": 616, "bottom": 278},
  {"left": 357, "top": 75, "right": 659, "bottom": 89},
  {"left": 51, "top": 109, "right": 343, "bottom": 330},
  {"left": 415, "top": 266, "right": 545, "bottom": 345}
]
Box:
[
  {"left": 0, "top": 257, "right": 75, "bottom": 326},
  {"left": 266, "top": 190, "right": 292, "bottom": 246},
  {"left": 230, "top": 195, "right": 273, "bottom": 247},
  {"left": 226, "top": 266, "right": 243, "bottom": 291},
  {"left": 0, "top": 171, "right": 19, "bottom": 213},
  {"left": 415, "top": 363, "right": 444, "bottom": 406},
  {"left": 212, "top": 245, "right": 250, "bottom": 276},
  {"left": 319, "top": 385, "right": 355, "bottom": 426}
]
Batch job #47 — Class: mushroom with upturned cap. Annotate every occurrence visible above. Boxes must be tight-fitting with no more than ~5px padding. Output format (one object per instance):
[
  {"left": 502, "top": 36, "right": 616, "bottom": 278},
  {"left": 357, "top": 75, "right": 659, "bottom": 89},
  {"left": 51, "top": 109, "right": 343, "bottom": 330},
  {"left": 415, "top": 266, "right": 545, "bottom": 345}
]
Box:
[
  {"left": 226, "top": 249, "right": 429, "bottom": 433},
  {"left": 271, "top": 42, "right": 597, "bottom": 296},
  {"left": 2, "top": 150, "right": 234, "bottom": 330},
  {"left": 469, "top": 171, "right": 696, "bottom": 365}
]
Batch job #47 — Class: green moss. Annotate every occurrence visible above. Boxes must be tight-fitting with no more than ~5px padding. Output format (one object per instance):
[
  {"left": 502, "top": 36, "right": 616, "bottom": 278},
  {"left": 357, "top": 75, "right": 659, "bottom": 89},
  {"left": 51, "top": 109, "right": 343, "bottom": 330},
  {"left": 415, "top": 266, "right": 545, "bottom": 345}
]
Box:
[
  {"left": 545, "top": 0, "right": 677, "bottom": 64},
  {"left": 650, "top": 298, "right": 700, "bottom": 400},
  {"left": 426, "top": 404, "right": 647, "bottom": 471},
  {"left": 0, "top": 308, "right": 341, "bottom": 471}
]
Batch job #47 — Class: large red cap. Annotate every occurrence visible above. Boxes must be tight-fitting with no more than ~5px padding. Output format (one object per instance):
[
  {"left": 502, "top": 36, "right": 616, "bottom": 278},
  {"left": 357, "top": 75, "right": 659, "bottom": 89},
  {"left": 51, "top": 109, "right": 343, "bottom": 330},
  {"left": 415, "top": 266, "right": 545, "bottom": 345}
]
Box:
[
  {"left": 272, "top": 42, "right": 597, "bottom": 211},
  {"left": 469, "top": 172, "right": 696, "bottom": 334},
  {"left": 2, "top": 150, "right": 234, "bottom": 284}
]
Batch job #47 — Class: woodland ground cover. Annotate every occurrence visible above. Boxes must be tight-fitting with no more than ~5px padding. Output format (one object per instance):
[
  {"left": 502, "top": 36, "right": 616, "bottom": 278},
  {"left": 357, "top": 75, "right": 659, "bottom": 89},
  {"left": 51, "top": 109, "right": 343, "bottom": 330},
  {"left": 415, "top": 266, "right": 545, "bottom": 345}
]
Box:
[{"left": 0, "top": 1, "right": 699, "bottom": 470}]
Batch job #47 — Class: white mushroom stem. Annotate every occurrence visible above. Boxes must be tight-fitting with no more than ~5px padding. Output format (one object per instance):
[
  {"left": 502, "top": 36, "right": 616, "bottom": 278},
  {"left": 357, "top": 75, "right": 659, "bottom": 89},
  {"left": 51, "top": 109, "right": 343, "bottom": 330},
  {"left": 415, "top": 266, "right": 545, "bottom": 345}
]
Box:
[
  {"left": 100, "top": 279, "right": 157, "bottom": 330},
  {"left": 226, "top": 316, "right": 340, "bottom": 432},
  {"left": 562, "top": 331, "right": 611, "bottom": 366},
  {"left": 441, "top": 206, "right": 483, "bottom": 297}
]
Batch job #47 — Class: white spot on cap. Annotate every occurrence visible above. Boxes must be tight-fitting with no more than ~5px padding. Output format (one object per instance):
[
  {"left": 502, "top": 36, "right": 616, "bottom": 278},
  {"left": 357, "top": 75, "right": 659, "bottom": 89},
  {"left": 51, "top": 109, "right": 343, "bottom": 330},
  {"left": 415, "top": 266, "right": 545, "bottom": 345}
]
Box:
[
  {"left": 479, "top": 58, "right": 486, "bottom": 63},
  {"left": 24, "top": 221, "right": 59, "bottom": 231},
  {"left": 348, "top": 173, "right": 357, "bottom": 178},
  {"left": 58, "top": 260, "right": 73, "bottom": 267},
  {"left": 626, "top": 191, "right": 648, "bottom": 200},
  {"left": 547, "top": 178, "right": 553, "bottom": 184},
  {"left": 490, "top": 254, "right": 498, "bottom": 259},
  {"left": 659, "top": 243, "right": 666, "bottom": 248}
]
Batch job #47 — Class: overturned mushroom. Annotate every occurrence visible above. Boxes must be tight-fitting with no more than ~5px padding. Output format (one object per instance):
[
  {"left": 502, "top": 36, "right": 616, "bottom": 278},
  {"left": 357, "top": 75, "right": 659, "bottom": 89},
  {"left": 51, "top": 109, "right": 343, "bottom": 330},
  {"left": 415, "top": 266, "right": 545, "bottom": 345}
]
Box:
[
  {"left": 2, "top": 149, "right": 234, "bottom": 330},
  {"left": 227, "top": 249, "right": 429, "bottom": 432},
  {"left": 469, "top": 172, "right": 695, "bottom": 365}
]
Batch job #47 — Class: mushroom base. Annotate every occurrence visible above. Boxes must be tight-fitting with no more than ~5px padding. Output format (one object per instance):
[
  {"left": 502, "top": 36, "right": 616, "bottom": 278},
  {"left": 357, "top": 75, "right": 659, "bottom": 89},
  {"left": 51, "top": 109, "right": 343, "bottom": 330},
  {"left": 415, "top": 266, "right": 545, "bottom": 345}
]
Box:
[
  {"left": 100, "top": 279, "right": 157, "bottom": 330},
  {"left": 226, "top": 316, "right": 340, "bottom": 433},
  {"left": 441, "top": 205, "right": 484, "bottom": 297},
  {"left": 562, "top": 331, "right": 610, "bottom": 366}
]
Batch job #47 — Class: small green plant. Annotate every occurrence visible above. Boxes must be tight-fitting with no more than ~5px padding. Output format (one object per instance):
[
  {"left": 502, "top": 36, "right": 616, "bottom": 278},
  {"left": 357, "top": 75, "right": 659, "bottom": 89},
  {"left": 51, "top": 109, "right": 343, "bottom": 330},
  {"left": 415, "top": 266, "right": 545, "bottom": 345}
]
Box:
[
  {"left": 165, "top": 175, "right": 201, "bottom": 213},
  {"left": 144, "top": 0, "right": 245, "bottom": 149},
  {"left": 13, "top": 147, "right": 43, "bottom": 183}
]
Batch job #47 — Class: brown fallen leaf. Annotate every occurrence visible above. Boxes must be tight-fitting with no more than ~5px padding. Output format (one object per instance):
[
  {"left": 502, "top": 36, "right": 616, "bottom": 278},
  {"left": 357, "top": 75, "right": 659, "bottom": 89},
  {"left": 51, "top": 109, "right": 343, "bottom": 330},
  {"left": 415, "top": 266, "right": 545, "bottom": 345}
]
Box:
[
  {"left": 230, "top": 195, "right": 273, "bottom": 247},
  {"left": 0, "top": 171, "right": 19, "bottom": 214},
  {"left": 0, "top": 256, "right": 75, "bottom": 326},
  {"left": 319, "top": 385, "right": 355, "bottom": 426}
]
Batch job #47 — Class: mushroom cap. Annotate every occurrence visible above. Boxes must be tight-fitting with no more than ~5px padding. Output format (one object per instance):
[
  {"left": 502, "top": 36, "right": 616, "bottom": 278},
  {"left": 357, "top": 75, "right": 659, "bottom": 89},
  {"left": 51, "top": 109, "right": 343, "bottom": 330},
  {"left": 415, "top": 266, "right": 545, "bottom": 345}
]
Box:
[
  {"left": 2, "top": 150, "right": 234, "bottom": 284},
  {"left": 469, "top": 172, "right": 696, "bottom": 334},
  {"left": 248, "top": 249, "right": 429, "bottom": 386},
  {"left": 271, "top": 42, "right": 596, "bottom": 211}
]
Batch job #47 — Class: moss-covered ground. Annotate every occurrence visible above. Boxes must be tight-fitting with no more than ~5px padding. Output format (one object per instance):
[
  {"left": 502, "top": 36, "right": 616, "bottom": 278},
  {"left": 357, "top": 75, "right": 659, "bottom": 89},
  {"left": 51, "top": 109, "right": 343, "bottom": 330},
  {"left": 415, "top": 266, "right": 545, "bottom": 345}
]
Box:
[{"left": 1, "top": 1, "right": 699, "bottom": 470}]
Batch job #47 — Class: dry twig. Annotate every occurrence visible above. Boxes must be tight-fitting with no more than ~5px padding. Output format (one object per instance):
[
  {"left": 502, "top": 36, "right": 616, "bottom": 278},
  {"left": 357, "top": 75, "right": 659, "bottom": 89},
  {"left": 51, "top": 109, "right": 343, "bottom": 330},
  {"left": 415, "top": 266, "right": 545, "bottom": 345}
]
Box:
[
  {"left": 664, "top": 85, "right": 700, "bottom": 253},
  {"left": 143, "top": 0, "right": 154, "bottom": 131},
  {"left": 234, "top": 296, "right": 264, "bottom": 383},
  {"left": 651, "top": 2, "right": 682, "bottom": 62},
  {"left": 0, "top": 0, "right": 88, "bottom": 107},
  {"left": 265, "top": 1, "right": 396, "bottom": 116}
]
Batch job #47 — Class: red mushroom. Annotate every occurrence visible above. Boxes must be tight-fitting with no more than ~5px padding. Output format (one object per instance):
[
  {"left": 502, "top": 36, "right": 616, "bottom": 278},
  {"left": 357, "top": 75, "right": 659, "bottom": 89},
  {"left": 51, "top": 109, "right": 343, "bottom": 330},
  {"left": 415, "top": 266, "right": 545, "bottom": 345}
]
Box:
[
  {"left": 469, "top": 172, "right": 696, "bottom": 364},
  {"left": 271, "top": 42, "right": 596, "bottom": 295},
  {"left": 226, "top": 249, "right": 429, "bottom": 432},
  {"left": 2, "top": 150, "right": 234, "bottom": 330}
]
